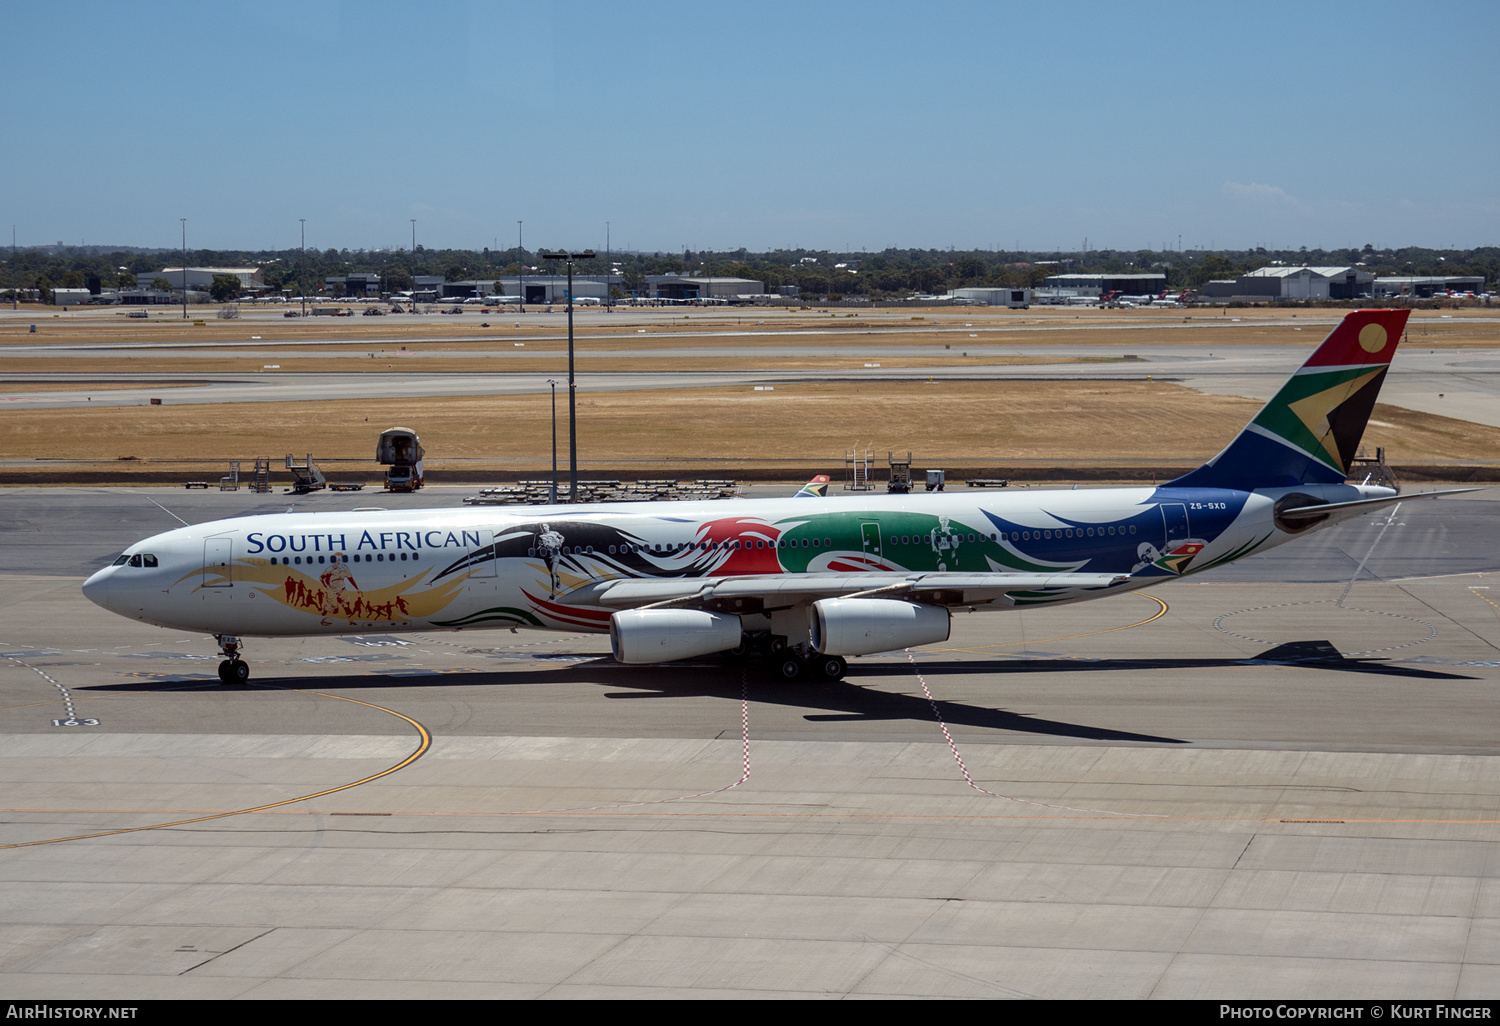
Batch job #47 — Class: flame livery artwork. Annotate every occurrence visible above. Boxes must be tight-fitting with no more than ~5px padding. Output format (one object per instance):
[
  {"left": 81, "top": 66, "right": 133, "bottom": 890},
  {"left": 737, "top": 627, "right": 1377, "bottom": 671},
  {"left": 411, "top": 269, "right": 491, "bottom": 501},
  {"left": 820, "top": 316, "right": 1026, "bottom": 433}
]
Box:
[{"left": 84, "top": 310, "right": 1473, "bottom": 685}]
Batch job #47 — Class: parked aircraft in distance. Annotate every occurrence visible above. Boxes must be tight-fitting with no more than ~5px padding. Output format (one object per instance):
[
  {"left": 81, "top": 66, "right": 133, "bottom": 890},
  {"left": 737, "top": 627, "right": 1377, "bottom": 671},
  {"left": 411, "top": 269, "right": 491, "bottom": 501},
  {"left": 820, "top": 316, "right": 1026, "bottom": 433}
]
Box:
[
  {"left": 795, "top": 475, "right": 832, "bottom": 499},
  {"left": 1115, "top": 289, "right": 1186, "bottom": 308},
  {"left": 84, "top": 309, "right": 1473, "bottom": 685}
]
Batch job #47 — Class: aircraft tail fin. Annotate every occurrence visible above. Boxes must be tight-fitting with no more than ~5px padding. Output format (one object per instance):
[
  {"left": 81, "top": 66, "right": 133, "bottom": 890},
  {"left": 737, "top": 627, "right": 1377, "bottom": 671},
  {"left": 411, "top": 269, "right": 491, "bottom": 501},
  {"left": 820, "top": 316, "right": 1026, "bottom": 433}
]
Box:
[
  {"left": 1169, "top": 309, "right": 1410, "bottom": 490},
  {"left": 794, "top": 474, "right": 832, "bottom": 498}
]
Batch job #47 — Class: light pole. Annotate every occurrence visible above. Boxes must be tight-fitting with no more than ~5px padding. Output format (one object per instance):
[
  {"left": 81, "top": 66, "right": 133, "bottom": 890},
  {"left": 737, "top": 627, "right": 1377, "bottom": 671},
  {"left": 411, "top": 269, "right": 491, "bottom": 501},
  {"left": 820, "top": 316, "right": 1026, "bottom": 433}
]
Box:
[
  {"left": 299, "top": 219, "right": 307, "bottom": 316},
  {"left": 546, "top": 378, "right": 558, "bottom": 504},
  {"left": 516, "top": 221, "right": 524, "bottom": 313},
  {"left": 605, "top": 221, "right": 611, "bottom": 313},
  {"left": 542, "top": 250, "right": 596, "bottom": 503},
  {"left": 179, "top": 219, "right": 187, "bottom": 319}
]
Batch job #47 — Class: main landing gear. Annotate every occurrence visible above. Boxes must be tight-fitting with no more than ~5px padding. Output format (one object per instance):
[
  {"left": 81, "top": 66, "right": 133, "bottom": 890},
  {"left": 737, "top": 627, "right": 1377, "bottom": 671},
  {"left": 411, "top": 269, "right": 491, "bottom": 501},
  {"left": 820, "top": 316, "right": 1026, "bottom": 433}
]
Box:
[
  {"left": 215, "top": 635, "right": 249, "bottom": 685},
  {"left": 733, "top": 632, "right": 848, "bottom": 682},
  {"left": 773, "top": 652, "right": 847, "bottom": 683}
]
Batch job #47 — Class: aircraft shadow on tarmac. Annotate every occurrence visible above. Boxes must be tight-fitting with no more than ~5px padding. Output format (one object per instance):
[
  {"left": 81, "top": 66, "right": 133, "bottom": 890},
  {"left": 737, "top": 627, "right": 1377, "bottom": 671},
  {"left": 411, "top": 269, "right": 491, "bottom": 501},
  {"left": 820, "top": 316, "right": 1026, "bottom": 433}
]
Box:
[
  {"left": 857, "top": 641, "right": 1479, "bottom": 683},
  {"left": 78, "top": 639, "right": 1473, "bottom": 746},
  {"left": 81, "top": 659, "right": 1179, "bottom": 743}
]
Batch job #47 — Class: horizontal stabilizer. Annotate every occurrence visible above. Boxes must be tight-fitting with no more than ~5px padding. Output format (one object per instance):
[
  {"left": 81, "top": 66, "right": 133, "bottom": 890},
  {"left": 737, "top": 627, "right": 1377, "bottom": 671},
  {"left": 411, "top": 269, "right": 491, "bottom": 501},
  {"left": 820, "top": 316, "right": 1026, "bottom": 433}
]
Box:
[{"left": 1277, "top": 487, "right": 1482, "bottom": 520}]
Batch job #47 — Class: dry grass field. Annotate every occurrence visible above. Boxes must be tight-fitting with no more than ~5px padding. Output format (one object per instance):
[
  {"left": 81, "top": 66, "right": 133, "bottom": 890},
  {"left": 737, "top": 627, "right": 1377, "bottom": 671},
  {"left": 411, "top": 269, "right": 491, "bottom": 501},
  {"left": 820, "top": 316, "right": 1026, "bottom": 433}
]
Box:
[{"left": 5, "top": 381, "right": 1496, "bottom": 475}]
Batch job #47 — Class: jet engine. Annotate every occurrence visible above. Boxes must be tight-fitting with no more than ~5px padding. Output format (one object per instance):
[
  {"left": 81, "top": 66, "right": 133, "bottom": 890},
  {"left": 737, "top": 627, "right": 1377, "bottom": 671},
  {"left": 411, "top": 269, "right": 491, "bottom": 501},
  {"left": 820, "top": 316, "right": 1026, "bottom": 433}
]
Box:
[
  {"left": 809, "top": 598, "right": 950, "bottom": 656},
  {"left": 609, "top": 608, "right": 744, "bottom": 664}
]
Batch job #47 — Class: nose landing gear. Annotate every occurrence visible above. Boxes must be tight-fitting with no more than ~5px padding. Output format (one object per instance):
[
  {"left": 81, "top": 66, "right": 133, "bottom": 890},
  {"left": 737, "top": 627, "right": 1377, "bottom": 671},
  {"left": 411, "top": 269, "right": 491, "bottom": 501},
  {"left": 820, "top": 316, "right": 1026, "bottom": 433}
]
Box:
[{"left": 215, "top": 635, "right": 249, "bottom": 685}]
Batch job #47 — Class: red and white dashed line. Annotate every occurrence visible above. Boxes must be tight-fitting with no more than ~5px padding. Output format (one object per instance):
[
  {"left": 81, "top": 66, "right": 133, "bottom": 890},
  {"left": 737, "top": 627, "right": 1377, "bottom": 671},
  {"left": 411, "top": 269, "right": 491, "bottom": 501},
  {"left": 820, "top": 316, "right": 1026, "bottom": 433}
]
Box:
[
  {"left": 904, "top": 648, "right": 1162, "bottom": 818},
  {"left": 507, "top": 663, "right": 753, "bottom": 816}
]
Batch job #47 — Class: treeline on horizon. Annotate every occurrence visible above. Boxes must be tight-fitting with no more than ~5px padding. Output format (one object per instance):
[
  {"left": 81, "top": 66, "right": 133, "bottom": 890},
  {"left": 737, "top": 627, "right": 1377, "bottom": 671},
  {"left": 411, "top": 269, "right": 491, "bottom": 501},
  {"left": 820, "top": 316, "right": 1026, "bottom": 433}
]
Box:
[{"left": 3, "top": 243, "right": 1495, "bottom": 298}]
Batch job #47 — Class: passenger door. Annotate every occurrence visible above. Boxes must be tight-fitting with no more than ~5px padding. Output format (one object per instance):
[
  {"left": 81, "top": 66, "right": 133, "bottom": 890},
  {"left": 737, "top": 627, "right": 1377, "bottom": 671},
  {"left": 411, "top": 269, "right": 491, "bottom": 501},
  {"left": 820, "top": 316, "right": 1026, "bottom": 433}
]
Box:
[
  {"left": 202, "top": 537, "right": 233, "bottom": 587},
  {"left": 1160, "top": 504, "right": 1191, "bottom": 548}
]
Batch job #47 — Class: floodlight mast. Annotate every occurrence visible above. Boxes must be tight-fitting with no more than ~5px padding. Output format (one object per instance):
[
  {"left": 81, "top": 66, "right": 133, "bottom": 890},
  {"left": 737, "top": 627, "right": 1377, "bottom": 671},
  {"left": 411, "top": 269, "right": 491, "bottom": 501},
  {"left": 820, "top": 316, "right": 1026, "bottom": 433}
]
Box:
[
  {"left": 547, "top": 378, "right": 558, "bottom": 505},
  {"left": 541, "top": 250, "right": 596, "bottom": 502},
  {"left": 300, "top": 219, "right": 307, "bottom": 316}
]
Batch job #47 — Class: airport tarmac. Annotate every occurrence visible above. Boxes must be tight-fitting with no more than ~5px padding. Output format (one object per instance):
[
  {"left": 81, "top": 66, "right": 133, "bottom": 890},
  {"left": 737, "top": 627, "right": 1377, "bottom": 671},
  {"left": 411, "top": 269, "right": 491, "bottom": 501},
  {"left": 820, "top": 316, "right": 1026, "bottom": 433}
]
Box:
[{"left": 2, "top": 487, "right": 1498, "bottom": 998}]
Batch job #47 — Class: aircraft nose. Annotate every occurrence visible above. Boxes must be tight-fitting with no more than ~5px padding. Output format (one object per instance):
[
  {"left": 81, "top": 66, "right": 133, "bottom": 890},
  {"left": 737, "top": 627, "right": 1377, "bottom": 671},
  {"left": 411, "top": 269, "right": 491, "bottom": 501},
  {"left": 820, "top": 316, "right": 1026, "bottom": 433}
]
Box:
[{"left": 82, "top": 567, "right": 113, "bottom": 610}]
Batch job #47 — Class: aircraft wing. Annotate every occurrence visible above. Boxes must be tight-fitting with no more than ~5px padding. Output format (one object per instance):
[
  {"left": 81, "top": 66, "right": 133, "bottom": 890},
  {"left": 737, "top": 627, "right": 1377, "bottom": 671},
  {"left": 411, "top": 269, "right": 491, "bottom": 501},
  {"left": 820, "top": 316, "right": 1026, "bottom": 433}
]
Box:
[{"left": 574, "top": 571, "right": 1129, "bottom": 611}]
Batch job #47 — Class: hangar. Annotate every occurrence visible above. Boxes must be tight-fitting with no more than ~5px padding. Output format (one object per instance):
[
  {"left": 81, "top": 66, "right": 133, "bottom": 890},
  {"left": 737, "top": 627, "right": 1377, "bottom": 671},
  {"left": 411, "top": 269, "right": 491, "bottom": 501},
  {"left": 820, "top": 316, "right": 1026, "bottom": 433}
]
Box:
[
  {"left": 950, "top": 287, "right": 1032, "bottom": 307},
  {"left": 488, "top": 275, "right": 615, "bottom": 305},
  {"left": 159, "top": 267, "right": 265, "bottom": 291},
  {"left": 1041, "top": 273, "right": 1167, "bottom": 298},
  {"left": 325, "top": 273, "right": 383, "bottom": 296},
  {"left": 1374, "top": 275, "right": 1486, "bottom": 299},
  {"left": 1200, "top": 266, "right": 1374, "bottom": 302},
  {"left": 646, "top": 276, "right": 766, "bottom": 301}
]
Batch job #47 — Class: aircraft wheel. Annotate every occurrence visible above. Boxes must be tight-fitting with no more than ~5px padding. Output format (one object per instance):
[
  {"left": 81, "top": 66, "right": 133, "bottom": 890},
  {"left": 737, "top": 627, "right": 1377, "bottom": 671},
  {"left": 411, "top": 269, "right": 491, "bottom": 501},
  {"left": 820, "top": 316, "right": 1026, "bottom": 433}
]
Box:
[
  {"left": 810, "top": 655, "right": 847, "bottom": 681},
  {"left": 217, "top": 660, "right": 234, "bottom": 685},
  {"left": 774, "top": 657, "right": 803, "bottom": 682},
  {"left": 231, "top": 660, "right": 250, "bottom": 684}
]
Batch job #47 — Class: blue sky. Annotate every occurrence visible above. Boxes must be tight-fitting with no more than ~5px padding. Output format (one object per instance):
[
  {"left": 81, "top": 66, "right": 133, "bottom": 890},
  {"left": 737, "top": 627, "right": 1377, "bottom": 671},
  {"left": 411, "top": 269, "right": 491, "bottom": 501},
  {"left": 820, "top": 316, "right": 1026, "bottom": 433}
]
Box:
[{"left": 4, "top": 1, "right": 1495, "bottom": 253}]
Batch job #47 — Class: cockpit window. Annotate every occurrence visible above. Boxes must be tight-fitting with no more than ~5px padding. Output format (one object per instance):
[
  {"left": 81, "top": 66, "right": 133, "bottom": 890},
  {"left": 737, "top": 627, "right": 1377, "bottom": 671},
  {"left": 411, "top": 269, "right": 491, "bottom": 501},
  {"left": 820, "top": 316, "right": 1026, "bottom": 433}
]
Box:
[
  {"left": 112, "top": 554, "right": 130, "bottom": 566},
  {"left": 142, "top": 554, "right": 158, "bottom": 567},
  {"left": 127, "top": 554, "right": 143, "bottom": 567}
]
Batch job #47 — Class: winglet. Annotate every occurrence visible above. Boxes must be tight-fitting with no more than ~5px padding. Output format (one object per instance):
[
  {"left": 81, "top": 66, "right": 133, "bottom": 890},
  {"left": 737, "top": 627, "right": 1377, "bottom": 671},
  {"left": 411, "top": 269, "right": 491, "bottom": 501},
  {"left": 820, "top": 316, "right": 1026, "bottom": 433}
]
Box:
[{"left": 1170, "top": 309, "right": 1411, "bottom": 490}]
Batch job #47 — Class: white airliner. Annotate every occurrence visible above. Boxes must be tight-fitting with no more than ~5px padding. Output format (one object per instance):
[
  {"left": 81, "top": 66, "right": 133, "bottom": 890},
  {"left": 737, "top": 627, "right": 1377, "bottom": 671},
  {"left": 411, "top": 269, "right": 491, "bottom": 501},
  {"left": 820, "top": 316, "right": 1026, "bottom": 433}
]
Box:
[{"left": 84, "top": 310, "right": 1472, "bottom": 685}]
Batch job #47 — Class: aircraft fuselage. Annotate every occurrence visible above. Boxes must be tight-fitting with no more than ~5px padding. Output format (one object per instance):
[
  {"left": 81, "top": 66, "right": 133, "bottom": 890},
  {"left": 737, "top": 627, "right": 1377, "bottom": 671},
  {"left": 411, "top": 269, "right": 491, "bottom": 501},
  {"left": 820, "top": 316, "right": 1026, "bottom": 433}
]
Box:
[{"left": 83, "top": 481, "right": 1388, "bottom": 641}]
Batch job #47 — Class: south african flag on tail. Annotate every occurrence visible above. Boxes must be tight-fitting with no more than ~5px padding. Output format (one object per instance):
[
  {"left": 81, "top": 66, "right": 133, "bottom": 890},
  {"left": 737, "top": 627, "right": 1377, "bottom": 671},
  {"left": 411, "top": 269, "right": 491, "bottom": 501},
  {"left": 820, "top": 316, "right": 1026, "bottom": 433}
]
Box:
[{"left": 1171, "top": 309, "right": 1410, "bottom": 490}]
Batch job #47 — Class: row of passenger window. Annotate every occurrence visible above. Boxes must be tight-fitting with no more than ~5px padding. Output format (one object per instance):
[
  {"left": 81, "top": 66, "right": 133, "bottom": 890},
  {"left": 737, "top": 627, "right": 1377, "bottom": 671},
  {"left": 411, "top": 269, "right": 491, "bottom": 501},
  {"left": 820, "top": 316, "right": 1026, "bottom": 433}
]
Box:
[
  {"left": 522, "top": 525, "right": 1139, "bottom": 559},
  {"left": 883, "top": 527, "right": 1136, "bottom": 546},
  {"left": 266, "top": 552, "right": 418, "bottom": 566},
  {"left": 529, "top": 538, "right": 833, "bottom": 557},
  {"left": 1003, "top": 525, "right": 1137, "bottom": 542}
]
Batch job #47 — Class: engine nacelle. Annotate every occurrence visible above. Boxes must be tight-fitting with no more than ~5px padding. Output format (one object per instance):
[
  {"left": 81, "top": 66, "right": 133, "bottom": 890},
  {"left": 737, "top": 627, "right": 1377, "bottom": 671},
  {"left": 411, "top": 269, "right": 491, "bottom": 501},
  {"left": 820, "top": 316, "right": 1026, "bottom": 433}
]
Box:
[
  {"left": 809, "top": 598, "right": 950, "bottom": 656},
  {"left": 609, "top": 608, "right": 743, "bottom": 664}
]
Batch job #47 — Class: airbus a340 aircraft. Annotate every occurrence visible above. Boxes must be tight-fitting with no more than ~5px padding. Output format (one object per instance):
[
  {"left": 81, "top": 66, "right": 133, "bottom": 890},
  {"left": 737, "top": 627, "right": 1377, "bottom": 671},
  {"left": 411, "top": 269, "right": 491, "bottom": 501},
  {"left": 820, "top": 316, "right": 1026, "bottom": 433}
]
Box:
[{"left": 84, "top": 309, "right": 1468, "bottom": 685}]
